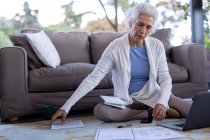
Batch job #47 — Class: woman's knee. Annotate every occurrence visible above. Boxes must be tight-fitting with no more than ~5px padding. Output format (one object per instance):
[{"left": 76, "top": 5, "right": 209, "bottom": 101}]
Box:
[
  {"left": 93, "top": 103, "right": 103, "bottom": 116},
  {"left": 93, "top": 103, "right": 118, "bottom": 122}
]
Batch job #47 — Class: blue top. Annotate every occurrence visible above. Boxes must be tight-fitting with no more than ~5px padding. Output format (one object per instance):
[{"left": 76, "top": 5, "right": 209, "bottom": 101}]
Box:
[{"left": 128, "top": 45, "right": 150, "bottom": 94}]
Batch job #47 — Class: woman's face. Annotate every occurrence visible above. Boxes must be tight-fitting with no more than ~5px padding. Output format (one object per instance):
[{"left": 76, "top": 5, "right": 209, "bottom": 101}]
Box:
[{"left": 129, "top": 14, "right": 154, "bottom": 44}]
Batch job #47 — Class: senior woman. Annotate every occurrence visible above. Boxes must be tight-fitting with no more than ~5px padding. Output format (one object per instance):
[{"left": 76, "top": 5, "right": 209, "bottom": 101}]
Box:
[{"left": 51, "top": 3, "right": 192, "bottom": 124}]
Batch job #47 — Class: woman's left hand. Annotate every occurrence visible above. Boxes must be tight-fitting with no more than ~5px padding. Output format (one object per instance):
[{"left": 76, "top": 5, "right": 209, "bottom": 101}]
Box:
[{"left": 152, "top": 104, "right": 166, "bottom": 121}]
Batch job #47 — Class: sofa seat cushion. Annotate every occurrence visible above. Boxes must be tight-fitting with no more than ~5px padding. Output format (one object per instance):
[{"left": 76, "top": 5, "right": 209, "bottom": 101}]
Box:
[
  {"left": 28, "top": 63, "right": 112, "bottom": 92},
  {"left": 168, "top": 63, "right": 188, "bottom": 83}
]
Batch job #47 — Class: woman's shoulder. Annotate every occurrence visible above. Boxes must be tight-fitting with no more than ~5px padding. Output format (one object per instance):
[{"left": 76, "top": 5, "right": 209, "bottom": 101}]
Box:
[
  {"left": 146, "top": 36, "right": 164, "bottom": 49},
  {"left": 145, "top": 36, "right": 166, "bottom": 56},
  {"left": 104, "top": 33, "right": 128, "bottom": 53},
  {"left": 110, "top": 32, "right": 129, "bottom": 47},
  {"left": 146, "top": 36, "right": 163, "bottom": 44}
]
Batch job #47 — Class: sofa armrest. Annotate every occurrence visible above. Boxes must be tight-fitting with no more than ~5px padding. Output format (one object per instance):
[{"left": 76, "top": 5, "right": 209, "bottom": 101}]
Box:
[
  {"left": 0, "top": 47, "right": 28, "bottom": 97},
  {"left": 170, "top": 43, "right": 208, "bottom": 84}
]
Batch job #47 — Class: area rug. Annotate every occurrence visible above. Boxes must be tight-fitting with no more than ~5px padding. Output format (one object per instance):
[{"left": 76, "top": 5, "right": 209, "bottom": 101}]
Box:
[{"left": 0, "top": 116, "right": 210, "bottom": 140}]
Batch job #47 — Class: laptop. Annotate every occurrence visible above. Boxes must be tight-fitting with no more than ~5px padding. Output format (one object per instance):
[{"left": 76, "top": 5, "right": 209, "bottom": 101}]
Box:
[{"left": 156, "top": 92, "right": 210, "bottom": 131}]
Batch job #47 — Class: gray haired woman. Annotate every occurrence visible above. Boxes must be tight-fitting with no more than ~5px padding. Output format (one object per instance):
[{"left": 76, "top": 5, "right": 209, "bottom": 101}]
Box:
[{"left": 51, "top": 3, "right": 191, "bottom": 124}]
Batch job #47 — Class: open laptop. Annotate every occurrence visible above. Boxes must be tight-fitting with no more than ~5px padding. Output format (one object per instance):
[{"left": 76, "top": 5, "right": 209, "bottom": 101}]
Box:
[{"left": 156, "top": 92, "right": 210, "bottom": 131}]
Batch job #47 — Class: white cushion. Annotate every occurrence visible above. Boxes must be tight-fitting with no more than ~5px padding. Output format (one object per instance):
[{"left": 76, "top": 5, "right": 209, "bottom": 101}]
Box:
[{"left": 26, "top": 31, "right": 60, "bottom": 68}]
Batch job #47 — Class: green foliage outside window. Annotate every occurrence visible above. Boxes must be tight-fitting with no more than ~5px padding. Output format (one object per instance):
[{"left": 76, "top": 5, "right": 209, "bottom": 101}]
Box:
[
  {"left": 0, "top": 30, "right": 11, "bottom": 47},
  {"left": 205, "top": 34, "right": 210, "bottom": 52}
]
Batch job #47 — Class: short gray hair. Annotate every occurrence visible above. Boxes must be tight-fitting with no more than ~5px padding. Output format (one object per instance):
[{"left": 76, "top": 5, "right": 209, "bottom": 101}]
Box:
[{"left": 124, "top": 3, "right": 159, "bottom": 34}]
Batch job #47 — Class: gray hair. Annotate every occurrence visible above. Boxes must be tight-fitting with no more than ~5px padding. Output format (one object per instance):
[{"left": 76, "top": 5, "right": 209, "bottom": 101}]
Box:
[{"left": 124, "top": 3, "right": 159, "bottom": 34}]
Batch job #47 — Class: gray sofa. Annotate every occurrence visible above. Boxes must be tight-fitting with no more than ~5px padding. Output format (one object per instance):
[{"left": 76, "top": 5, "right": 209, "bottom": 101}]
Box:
[{"left": 0, "top": 28, "right": 208, "bottom": 120}]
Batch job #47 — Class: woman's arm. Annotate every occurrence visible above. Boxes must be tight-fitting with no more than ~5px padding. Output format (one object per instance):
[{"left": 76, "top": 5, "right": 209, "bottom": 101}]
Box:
[
  {"left": 156, "top": 43, "right": 172, "bottom": 109},
  {"left": 60, "top": 45, "right": 114, "bottom": 114},
  {"left": 51, "top": 45, "right": 114, "bottom": 124}
]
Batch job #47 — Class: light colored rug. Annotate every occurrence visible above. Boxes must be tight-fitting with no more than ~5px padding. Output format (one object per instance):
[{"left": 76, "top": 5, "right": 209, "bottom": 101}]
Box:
[{"left": 0, "top": 116, "right": 210, "bottom": 140}]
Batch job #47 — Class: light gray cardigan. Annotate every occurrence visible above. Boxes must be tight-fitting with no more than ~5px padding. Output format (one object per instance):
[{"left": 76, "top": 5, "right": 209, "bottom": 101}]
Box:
[{"left": 61, "top": 33, "right": 172, "bottom": 113}]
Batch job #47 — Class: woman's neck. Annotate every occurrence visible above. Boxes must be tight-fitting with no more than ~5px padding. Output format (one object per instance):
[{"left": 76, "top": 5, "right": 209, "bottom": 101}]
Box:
[{"left": 129, "top": 35, "right": 144, "bottom": 48}]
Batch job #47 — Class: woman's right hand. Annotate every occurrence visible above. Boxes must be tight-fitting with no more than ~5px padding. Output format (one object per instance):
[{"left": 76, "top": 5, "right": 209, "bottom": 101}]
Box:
[{"left": 51, "top": 109, "right": 68, "bottom": 125}]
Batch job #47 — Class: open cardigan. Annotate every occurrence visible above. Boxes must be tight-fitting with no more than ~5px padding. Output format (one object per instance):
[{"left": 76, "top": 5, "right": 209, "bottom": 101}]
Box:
[{"left": 61, "top": 33, "right": 172, "bottom": 113}]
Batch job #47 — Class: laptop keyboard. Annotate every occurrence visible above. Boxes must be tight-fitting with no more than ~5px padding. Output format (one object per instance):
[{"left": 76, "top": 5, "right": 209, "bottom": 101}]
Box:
[{"left": 175, "top": 123, "right": 185, "bottom": 127}]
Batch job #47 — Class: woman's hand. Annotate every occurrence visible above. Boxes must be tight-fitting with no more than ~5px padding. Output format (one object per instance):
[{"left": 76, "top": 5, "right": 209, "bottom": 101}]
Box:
[
  {"left": 51, "top": 109, "right": 68, "bottom": 124},
  {"left": 152, "top": 104, "right": 166, "bottom": 121}
]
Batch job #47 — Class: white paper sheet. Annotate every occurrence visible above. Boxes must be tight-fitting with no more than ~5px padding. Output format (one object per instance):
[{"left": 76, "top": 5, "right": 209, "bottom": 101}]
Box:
[
  {"left": 132, "top": 127, "right": 186, "bottom": 140},
  {"left": 95, "top": 128, "right": 134, "bottom": 140},
  {"left": 95, "top": 126, "right": 186, "bottom": 140},
  {"left": 51, "top": 120, "right": 84, "bottom": 130}
]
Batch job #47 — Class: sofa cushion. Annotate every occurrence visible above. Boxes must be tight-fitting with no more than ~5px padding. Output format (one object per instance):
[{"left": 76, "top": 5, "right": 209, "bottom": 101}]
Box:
[
  {"left": 45, "top": 31, "right": 91, "bottom": 65},
  {"left": 11, "top": 29, "right": 91, "bottom": 69},
  {"left": 168, "top": 63, "right": 188, "bottom": 83},
  {"left": 26, "top": 31, "right": 61, "bottom": 68},
  {"left": 89, "top": 31, "right": 126, "bottom": 64},
  {"left": 151, "top": 28, "right": 171, "bottom": 50},
  {"left": 151, "top": 28, "right": 172, "bottom": 62},
  {"left": 9, "top": 34, "right": 44, "bottom": 69},
  {"left": 28, "top": 63, "right": 112, "bottom": 92},
  {"left": 89, "top": 28, "right": 172, "bottom": 64}
]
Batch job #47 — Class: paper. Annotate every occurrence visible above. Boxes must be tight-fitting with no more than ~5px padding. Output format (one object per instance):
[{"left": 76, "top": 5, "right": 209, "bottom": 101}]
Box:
[
  {"left": 51, "top": 120, "right": 84, "bottom": 130},
  {"left": 95, "top": 128, "right": 134, "bottom": 140},
  {"left": 95, "top": 126, "right": 186, "bottom": 140},
  {"left": 132, "top": 127, "right": 185, "bottom": 140}
]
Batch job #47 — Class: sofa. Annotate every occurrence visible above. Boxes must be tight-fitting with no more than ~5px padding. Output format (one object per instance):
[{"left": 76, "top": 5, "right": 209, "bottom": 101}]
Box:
[{"left": 0, "top": 28, "right": 208, "bottom": 121}]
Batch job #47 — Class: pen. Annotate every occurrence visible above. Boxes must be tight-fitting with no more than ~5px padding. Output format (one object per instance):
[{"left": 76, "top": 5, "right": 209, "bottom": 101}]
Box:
[{"left": 117, "top": 123, "right": 132, "bottom": 128}]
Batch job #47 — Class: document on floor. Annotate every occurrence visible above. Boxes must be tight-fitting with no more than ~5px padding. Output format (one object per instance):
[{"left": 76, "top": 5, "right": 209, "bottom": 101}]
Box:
[
  {"left": 51, "top": 120, "right": 84, "bottom": 130},
  {"left": 95, "top": 126, "right": 186, "bottom": 140}
]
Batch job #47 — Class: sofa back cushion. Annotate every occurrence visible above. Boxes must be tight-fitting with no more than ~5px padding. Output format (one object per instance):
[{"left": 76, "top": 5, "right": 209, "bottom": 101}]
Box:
[
  {"left": 89, "top": 31, "right": 126, "bottom": 64},
  {"left": 26, "top": 31, "right": 61, "bottom": 68},
  {"left": 151, "top": 28, "right": 171, "bottom": 50},
  {"left": 45, "top": 31, "right": 91, "bottom": 65},
  {"left": 10, "top": 29, "right": 91, "bottom": 69},
  {"left": 89, "top": 28, "right": 171, "bottom": 64}
]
